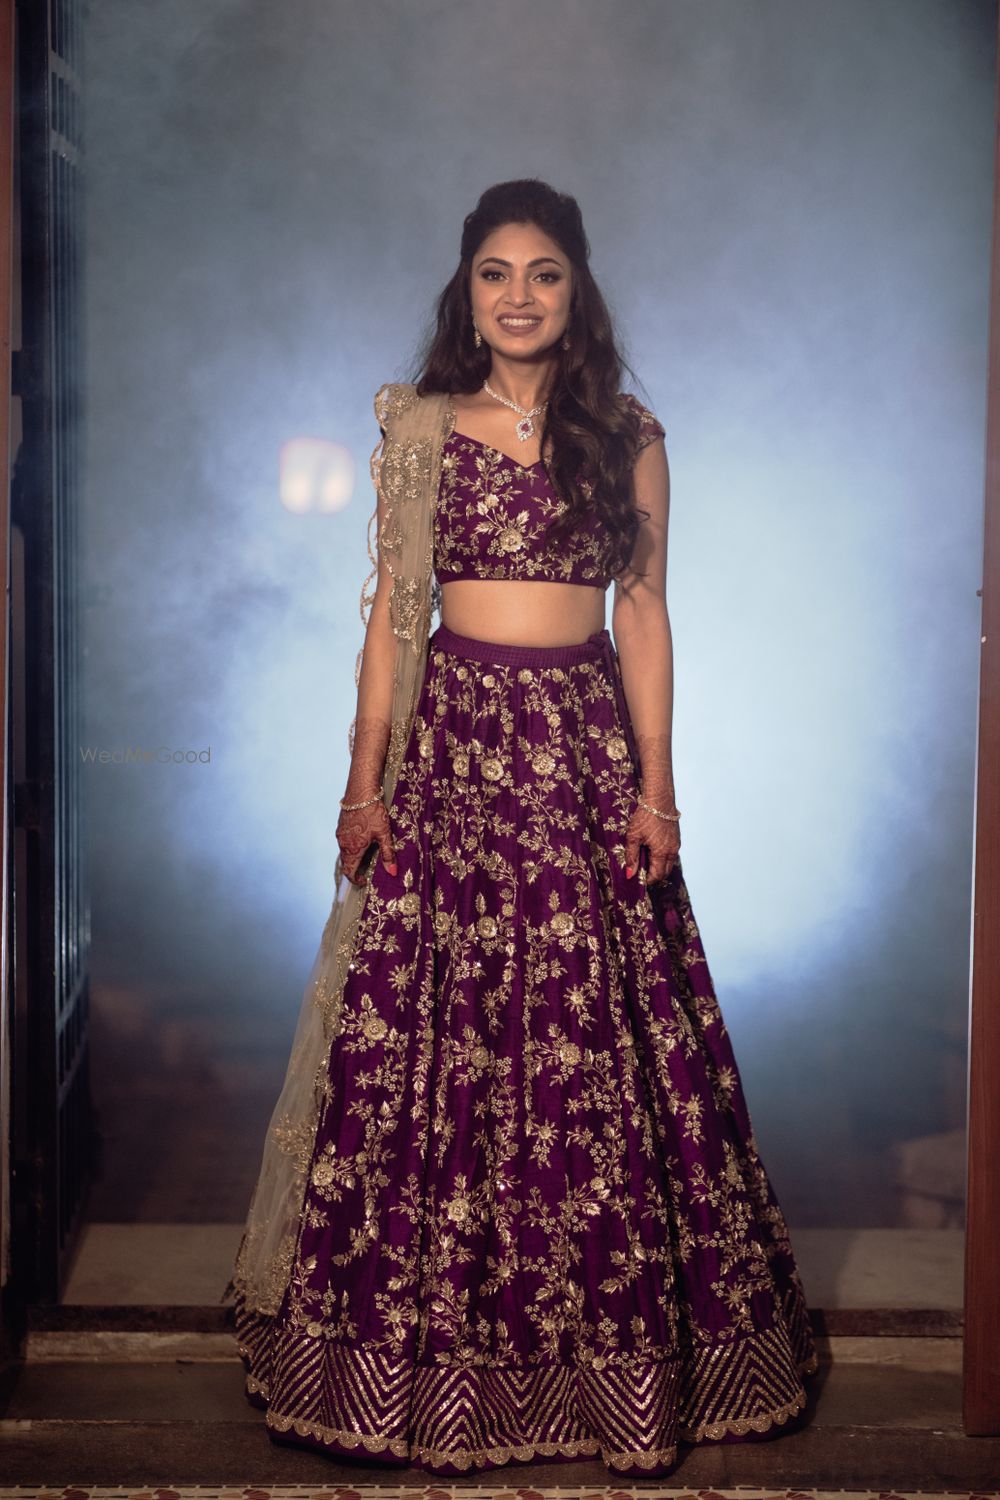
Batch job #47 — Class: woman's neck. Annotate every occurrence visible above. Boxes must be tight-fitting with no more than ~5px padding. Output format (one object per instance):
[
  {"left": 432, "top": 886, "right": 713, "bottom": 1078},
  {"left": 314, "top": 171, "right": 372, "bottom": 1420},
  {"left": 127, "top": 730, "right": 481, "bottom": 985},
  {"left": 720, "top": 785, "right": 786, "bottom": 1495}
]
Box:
[{"left": 483, "top": 352, "right": 557, "bottom": 411}]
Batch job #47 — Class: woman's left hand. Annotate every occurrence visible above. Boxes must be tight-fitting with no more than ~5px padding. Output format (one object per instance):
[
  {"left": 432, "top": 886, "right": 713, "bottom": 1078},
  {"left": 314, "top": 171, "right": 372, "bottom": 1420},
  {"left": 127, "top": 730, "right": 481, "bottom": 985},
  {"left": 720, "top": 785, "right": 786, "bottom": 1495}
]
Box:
[{"left": 624, "top": 796, "right": 681, "bottom": 886}]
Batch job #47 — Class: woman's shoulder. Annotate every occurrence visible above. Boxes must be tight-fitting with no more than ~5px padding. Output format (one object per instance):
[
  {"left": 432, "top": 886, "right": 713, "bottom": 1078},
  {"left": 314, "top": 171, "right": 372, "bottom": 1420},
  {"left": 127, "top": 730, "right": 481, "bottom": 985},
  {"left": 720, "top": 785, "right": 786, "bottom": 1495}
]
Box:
[
  {"left": 373, "top": 381, "right": 420, "bottom": 434},
  {"left": 373, "top": 381, "right": 454, "bottom": 437},
  {"left": 618, "top": 390, "right": 666, "bottom": 454}
]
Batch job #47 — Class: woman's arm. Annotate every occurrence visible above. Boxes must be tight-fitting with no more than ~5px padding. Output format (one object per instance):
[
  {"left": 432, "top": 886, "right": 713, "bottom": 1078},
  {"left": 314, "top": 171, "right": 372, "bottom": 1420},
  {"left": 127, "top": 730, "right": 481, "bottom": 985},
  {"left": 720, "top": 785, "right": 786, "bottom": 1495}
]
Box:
[
  {"left": 336, "top": 453, "right": 400, "bottom": 884},
  {"left": 611, "top": 435, "right": 680, "bottom": 879},
  {"left": 343, "top": 559, "right": 397, "bottom": 805}
]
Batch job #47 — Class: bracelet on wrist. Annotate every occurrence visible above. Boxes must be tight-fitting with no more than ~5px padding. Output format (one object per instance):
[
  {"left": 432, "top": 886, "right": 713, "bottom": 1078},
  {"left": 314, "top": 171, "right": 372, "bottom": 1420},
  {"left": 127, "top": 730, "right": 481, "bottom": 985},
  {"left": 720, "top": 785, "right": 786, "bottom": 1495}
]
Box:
[
  {"left": 637, "top": 795, "right": 681, "bottom": 823},
  {"left": 339, "top": 784, "right": 384, "bottom": 812}
]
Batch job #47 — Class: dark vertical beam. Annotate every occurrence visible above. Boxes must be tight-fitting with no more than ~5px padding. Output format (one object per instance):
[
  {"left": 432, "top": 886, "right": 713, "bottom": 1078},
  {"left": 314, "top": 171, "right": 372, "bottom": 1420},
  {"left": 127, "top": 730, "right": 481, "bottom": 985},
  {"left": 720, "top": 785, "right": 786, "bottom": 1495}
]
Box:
[
  {"left": 964, "top": 0, "right": 1000, "bottom": 1439},
  {"left": 10, "top": 0, "right": 89, "bottom": 1304},
  {"left": 13, "top": 0, "right": 57, "bottom": 1305},
  {"left": 0, "top": 0, "right": 16, "bottom": 1353}
]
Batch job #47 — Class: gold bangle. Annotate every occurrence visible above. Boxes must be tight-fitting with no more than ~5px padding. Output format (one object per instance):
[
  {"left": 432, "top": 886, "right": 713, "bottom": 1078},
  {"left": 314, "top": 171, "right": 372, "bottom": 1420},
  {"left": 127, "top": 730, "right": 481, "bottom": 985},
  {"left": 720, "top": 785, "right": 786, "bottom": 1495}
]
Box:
[
  {"left": 339, "top": 785, "right": 384, "bottom": 812},
  {"left": 638, "top": 796, "right": 681, "bottom": 823}
]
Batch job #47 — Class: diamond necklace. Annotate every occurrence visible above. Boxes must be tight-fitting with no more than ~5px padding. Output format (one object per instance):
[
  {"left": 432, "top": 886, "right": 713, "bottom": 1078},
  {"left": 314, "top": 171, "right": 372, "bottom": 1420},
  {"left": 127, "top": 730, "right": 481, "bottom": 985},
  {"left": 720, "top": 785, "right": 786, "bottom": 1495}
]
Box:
[{"left": 482, "top": 378, "right": 548, "bottom": 441}]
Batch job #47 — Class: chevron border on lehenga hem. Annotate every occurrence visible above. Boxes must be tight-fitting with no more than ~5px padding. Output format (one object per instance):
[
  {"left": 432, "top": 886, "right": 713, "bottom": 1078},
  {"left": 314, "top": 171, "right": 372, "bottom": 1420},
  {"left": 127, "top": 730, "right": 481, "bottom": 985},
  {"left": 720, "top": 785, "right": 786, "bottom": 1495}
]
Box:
[
  {"left": 266, "top": 1406, "right": 667, "bottom": 1472},
  {"left": 236, "top": 1295, "right": 819, "bottom": 1477}
]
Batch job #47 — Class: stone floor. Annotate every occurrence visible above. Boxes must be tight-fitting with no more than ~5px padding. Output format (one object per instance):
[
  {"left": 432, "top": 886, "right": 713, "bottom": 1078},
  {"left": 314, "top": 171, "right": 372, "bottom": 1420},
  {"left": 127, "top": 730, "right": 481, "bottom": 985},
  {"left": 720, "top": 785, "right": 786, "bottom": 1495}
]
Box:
[
  {"left": 3, "top": 1335, "right": 999, "bottom": 1487},
  {"left": 2, "top": 1223, "right": 994, "bottom": 1489}
]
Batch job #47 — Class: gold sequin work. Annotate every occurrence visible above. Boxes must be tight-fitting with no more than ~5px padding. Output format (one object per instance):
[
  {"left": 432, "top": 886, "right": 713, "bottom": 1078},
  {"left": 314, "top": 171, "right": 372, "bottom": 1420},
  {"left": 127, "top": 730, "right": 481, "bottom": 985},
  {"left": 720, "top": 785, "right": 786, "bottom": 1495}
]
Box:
[
  {"left": 433, "top": 393, "right": 665, "bottom": 588},
  {"left": 234, "top": 623, "right": 819, "bottom": 1477}
]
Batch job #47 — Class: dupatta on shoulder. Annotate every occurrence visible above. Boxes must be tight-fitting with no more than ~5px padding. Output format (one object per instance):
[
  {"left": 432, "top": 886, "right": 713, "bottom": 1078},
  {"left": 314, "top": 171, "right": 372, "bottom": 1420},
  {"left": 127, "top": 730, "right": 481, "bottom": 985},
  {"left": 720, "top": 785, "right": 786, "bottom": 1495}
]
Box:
[{"left": 232, "top": 382, "right": 455, "bottom": 1316}]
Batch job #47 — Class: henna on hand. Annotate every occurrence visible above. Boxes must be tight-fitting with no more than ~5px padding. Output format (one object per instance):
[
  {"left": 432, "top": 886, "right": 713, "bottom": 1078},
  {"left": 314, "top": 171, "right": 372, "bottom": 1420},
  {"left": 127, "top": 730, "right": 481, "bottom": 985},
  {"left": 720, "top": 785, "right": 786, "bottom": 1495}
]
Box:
[
  {"left": 345, "top": 715, "right": 392, "bottom": 801},
  {"left": 623, "top": 802, "right": 681, "bottom": 886},
  {"left": 635, "top": 732, "right": 677, "bottom": 810},
  {"left": 337, "top": 715, "right": 398, "bottom": 887},
  {"left": 625, "top": 731, "right": 681, "bottom": 886}
]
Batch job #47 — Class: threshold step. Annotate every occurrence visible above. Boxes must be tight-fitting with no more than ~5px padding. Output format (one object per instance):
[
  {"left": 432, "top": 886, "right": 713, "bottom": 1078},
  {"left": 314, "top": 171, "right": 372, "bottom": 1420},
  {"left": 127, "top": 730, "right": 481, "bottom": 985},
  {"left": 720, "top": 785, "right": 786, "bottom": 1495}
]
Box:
[{"left": 1, "top": 1415, "right": 998, "bottom": 1488}]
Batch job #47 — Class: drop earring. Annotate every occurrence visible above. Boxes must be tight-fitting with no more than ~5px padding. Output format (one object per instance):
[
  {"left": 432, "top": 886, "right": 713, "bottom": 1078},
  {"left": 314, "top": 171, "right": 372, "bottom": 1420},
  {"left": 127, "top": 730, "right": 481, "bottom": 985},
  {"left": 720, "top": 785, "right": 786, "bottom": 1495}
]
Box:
[
  {"left": 473, "top": 321, "right": 482, "bottom": 349},
  {"left": 561, "top": 333, "right": 571, "bottom": 351}
]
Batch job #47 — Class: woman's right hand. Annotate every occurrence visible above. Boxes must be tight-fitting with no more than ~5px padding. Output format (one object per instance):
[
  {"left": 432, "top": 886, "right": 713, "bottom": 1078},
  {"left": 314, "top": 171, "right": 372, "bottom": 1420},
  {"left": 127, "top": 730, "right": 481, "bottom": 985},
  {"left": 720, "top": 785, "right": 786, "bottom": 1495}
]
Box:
[
  {"left": 337, "top": 715, "right": 397, "bottom": 887},
  {"left": 336, "top": 796, "right": 397, "bottom": 887}
]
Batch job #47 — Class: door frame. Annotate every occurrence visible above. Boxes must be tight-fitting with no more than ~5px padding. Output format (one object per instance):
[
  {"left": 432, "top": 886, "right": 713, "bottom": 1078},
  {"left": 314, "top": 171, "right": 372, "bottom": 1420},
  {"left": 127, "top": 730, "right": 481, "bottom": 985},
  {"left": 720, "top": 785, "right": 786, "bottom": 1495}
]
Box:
[
  {"left": 0, "top": 0, "right": 993, "bottom": 1420},
  {"left": 0, "top": 0, "right": 15, "bottom": 1358},
  {"left": 963, "top": 0, "right": 1000, "bottom": 1439}
]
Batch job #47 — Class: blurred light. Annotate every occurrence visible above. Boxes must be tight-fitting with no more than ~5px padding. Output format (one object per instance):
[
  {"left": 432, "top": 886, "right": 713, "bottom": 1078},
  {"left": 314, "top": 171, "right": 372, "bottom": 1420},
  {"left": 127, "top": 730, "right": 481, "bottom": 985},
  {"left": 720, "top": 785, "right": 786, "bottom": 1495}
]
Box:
[{"left": 280, "top": 436, "right": 355, "bottom": 514}]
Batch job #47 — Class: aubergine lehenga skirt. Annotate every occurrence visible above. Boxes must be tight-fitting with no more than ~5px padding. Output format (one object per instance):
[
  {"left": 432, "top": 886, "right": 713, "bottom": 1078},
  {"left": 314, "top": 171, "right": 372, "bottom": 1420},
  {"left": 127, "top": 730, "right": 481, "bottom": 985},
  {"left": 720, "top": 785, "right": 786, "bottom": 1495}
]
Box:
[{"left": 234, "top": 621, "right": 819, "bottom": 1476}]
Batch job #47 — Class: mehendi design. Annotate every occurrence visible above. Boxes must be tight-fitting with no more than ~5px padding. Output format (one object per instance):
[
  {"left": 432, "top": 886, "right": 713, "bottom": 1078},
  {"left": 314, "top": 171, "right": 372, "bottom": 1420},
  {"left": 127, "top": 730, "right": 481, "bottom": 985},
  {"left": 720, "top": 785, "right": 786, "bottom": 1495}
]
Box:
[{"left": 337, "top": 715, "right": 396, "bottom": 886}]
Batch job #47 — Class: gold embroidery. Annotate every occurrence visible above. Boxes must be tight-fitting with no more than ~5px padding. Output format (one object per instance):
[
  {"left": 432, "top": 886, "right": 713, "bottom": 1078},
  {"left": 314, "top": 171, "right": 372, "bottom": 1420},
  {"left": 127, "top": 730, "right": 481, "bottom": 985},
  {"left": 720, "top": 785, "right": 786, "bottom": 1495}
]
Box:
[
  {"left": 435, "top": 435, "right": 609, "bottom": 586},
  {"left": 237, "top": 651, "right": 815, "bottom": 1444},
  {"left": 375, "top": 381, "right": 420, "bottom": 431},
  {"left": 265, "top": 1406, "right": 678, "bottom": 1473},
  {"left": 236, "top": 1300, "right": 817, "bottom": 1475},
  {"left": 234, "top": 423, "right": 818, "bottom": 1475},
  {"left": 233, "top": 384, "right": 450, "bottom": 1322}
]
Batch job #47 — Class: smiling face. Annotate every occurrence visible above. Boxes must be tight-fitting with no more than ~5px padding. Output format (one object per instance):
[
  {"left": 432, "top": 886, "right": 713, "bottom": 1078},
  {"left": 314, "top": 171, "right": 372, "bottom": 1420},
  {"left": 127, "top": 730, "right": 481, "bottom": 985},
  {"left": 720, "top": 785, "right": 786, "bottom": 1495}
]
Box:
[{"left": 469, "top": 221, "right": 574, "bottom": 358}]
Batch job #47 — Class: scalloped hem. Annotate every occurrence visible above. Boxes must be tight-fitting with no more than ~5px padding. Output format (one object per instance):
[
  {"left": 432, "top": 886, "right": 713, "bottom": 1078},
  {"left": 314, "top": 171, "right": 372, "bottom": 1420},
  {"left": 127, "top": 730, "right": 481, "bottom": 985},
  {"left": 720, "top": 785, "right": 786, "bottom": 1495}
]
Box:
[
  {"left": 238, "top": 1316, "right": 820, "bottom": 1478},
  {"left": 680, "top": 1346, "right": 820, "bottom": 1445},
  {"left": 266, "top": 1408, "right": 678, "bottom": 1476}
]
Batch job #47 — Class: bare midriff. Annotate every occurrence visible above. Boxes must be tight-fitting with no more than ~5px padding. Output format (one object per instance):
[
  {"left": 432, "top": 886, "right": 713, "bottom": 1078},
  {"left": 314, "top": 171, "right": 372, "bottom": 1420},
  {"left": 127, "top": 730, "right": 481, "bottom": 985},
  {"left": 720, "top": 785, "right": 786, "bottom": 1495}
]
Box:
[{"left": 439, "top": 578, "right": 606, "bottom": 647}]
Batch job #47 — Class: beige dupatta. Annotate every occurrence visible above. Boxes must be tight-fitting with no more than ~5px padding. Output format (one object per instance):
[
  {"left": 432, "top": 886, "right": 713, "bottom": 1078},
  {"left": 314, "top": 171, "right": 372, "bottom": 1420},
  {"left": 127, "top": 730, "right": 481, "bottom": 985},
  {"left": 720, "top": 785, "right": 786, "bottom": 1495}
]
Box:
[{"left": 232, "top": 382, "right": 454, "bottom": 1316}]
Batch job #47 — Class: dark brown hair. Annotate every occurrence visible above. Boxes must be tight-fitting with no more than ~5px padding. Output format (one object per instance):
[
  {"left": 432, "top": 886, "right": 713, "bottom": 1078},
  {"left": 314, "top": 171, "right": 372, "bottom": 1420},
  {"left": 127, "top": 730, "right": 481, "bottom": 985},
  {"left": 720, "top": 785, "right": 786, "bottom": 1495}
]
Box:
[{"left": 411, "top": 178, "right": 651, "bottom": 581}]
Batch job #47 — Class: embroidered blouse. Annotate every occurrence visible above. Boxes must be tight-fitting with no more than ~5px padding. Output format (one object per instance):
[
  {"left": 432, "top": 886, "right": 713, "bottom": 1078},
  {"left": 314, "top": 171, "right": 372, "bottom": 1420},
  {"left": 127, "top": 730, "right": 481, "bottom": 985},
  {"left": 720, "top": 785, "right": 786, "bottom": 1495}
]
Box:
[{"left": 434, "top": 393, "right": 665, "bottom": 589}]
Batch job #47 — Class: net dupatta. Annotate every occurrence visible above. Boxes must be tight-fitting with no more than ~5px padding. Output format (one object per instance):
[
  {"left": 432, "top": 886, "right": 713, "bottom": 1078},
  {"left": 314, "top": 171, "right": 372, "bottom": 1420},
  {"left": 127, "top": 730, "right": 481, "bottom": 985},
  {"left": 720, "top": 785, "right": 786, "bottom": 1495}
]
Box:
[{"left": 231, "top": 382, "right": 454, "bottom": 1317}]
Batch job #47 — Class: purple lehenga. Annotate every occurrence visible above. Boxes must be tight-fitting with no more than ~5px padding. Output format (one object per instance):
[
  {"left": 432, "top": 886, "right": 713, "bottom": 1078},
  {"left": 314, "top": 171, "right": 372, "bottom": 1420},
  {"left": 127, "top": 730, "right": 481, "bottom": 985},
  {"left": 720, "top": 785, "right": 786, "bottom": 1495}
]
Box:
[{"left": 234, "top": 396, "right": 819, "bottom": 1475}]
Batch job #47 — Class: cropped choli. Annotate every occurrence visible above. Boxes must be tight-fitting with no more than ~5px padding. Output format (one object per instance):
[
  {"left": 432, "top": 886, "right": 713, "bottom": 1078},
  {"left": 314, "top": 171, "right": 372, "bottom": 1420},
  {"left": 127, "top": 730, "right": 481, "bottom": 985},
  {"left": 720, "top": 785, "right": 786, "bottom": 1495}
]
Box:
[{"left": 433, "top": 393, "right": 665, "bottom": 589}]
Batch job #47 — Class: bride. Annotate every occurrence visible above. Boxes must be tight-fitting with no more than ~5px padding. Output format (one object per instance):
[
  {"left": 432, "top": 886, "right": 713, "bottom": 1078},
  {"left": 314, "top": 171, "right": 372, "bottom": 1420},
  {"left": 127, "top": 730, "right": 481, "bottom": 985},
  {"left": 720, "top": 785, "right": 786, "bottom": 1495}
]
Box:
[{"left": 230, "top": 175, "right": 819, "bottom": 1477}]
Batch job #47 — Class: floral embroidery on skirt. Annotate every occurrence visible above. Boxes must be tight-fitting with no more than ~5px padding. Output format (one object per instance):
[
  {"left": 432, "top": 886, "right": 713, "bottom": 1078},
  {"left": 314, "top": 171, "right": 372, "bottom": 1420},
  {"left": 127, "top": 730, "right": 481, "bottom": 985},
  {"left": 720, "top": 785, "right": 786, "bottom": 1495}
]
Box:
[{"left": 234, "top": 621, "right": 819, "bottom": 1476}]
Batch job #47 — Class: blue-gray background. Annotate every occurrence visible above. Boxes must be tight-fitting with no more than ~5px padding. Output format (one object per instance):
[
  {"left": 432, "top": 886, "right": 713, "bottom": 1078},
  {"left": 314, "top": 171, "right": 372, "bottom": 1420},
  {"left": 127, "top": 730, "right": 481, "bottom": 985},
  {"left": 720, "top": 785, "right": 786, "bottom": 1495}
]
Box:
[{"left": 80, "top": 0, "right": 994, "bottom": 1232}]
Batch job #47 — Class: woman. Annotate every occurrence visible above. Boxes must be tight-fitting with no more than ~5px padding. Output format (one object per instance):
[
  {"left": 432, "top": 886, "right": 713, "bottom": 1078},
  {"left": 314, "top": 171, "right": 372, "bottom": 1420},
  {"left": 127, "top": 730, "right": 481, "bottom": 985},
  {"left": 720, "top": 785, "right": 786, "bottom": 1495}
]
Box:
[{"left": 231, "top": 178, "right": 819, "bottom": 1477}]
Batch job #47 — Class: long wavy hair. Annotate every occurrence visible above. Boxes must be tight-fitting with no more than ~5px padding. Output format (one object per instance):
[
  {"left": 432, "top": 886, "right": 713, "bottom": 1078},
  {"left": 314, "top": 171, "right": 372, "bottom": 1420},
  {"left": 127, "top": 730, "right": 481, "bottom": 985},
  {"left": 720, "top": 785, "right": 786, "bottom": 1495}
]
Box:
[{"left": 411, "top": 179, "right": 651, "bottom": 582}]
